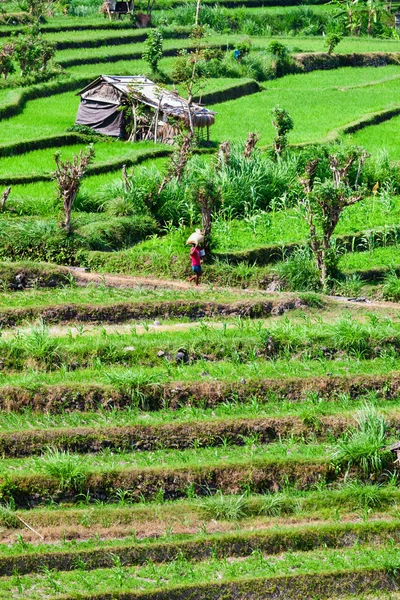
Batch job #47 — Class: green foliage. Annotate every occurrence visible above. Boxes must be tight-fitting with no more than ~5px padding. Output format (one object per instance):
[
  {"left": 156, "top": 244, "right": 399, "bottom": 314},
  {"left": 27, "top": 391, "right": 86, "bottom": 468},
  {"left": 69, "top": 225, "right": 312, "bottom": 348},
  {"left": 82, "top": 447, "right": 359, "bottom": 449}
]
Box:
[
  {"left": 271, "top": 106, "right": 294, "bottom": 156},
  {"left": 40, "top": 448, "right": 87, "bottom": 490},
  {"left": 275, "top": 248, "right": 320, "bottom": 292},
  {"left": 154, "top": 5, "right": 331, "bottom": 37},
  {"left": 332, "top": 403, "right": 389, "bottom": 476},
  {"left": 258, "top": 492, "right": 290, "bottom": 516},
  {"left": 142, "top": 29, "right": 163, "bottom": 73},
  {"left": 0, "top": 501, "right": 21, "bottom": 529},
  {"left": 13, "top": 25, "right": 56, "bottom": 77},
  {"left": 17, "top": 0, "right": 51, "bottom": 19},
  {"left": 325, "top": 33, "right": 342, "bottom": 55},
  {"left": 199, "top": 491, "right": 249, "bottom": 521},
  {"left": 381, "top": 271, "right": 400, "bottom": 302},
  {"left": 0, "top": 43, "right": 15, "bottom": 80}
]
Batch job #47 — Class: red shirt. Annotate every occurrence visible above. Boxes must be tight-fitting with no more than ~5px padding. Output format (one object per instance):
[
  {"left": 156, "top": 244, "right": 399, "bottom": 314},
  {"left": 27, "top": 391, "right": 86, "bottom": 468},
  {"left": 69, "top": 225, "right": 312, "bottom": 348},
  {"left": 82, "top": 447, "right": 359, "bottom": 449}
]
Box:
[{"left": 190, "top": 247, "right": 201, "bottom": 266}]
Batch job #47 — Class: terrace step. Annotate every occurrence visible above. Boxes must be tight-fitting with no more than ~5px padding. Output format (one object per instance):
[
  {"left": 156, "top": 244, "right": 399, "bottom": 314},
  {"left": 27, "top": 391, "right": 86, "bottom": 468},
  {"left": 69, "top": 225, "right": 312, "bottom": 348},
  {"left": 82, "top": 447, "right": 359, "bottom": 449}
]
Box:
[
  {"left": 5, "top": 458, "right": 339, "bottom": 507},
  {"left": 1, "top": 373, "right": 400, "bottom": 413},
  {"left": 0, "top": 415, "right": 352, "bottom": 457},
  {"left": 0, "top": 296, "right": 307, "bottom": 327},
  {"left": 0, "top": 520, "right": 398, "bottom": 576}
]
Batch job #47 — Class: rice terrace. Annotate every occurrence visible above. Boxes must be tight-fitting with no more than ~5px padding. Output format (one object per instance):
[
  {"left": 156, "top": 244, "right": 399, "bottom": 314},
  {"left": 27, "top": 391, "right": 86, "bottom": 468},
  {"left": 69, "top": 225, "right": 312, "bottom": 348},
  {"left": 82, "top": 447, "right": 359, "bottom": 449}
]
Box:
[{"left": 3, "top": 0, "right": 400, "bottom": 597}]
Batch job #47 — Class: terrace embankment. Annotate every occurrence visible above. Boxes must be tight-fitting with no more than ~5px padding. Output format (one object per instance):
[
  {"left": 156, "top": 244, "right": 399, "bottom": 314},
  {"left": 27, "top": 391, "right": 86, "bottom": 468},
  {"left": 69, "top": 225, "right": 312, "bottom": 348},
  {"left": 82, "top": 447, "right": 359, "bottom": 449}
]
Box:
[
  {"left": 3, "top": 411, "right": 400, "bottom": 457},
  {"left": 0, "top": 520, "right": 398, "bottom": 576},
  {"left": 0, "top": 297, "right": 308, "bottom": 327},
  {"left": 1, "top": 373, "right": 400, "bottom": 412}
]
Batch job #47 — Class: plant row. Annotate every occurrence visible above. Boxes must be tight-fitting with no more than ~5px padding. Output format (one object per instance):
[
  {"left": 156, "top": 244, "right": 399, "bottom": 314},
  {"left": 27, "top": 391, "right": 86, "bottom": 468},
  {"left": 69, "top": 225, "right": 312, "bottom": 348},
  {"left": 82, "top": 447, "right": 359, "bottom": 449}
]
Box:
[{"left": 2, "top": 313, "right": 400, "bottom": 370}]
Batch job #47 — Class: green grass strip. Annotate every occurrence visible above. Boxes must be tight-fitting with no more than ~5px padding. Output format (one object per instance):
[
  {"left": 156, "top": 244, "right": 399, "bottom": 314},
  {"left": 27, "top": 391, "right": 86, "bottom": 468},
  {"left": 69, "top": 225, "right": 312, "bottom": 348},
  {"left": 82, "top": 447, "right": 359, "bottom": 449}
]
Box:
[
  {"left": 0, "top": 520, "right": 398, "bottom": 576},
  {"left": 2, "top": 550, "right": 400, "bottom": 600}
]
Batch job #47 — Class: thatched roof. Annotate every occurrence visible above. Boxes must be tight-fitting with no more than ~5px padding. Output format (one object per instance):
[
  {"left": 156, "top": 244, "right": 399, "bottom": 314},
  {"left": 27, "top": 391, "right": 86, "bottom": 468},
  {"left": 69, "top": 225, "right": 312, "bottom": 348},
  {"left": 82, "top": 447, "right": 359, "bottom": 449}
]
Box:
[{"left": 77, "top": 76, "right": 215, "bottom": 128}]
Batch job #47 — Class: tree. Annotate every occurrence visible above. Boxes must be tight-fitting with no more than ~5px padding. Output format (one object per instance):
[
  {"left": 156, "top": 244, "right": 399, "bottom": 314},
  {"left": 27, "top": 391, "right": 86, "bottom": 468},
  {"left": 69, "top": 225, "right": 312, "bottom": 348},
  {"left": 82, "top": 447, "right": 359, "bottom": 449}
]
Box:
[
  {"left": 325, "top": 33, "right": 342, "bottom": 55},
  {"left": 0, "top": 43, "right": 15, "bottom": 79},
  {"left": 158, "top": 132, "right": 193, "bottom": 194},
  {"left": 171, "top": 26, "right": 209, "bottom": 133},
  {"left": 196, "top": 183, "right": 219, "bottom": 254},
  {"left": 18, "top": 0, "right": 52, "bottom": 19},
  {"left": 299, "top": 148, "right": 369, "bottom": 290},
  {"left": 13, "top": 26, "right": 56, "bottom": 77},
  {"left": 243, "top": 132, "right": 259, "bottom": 159},
  {"left": 271, "top": 107, "right": 293, "bottom": 157},
  {"left": 142, "top": 29, "right": 163, "bottom": 74},
  {"left": 53, "top": 146, "right": 95, "bottom": 233}
]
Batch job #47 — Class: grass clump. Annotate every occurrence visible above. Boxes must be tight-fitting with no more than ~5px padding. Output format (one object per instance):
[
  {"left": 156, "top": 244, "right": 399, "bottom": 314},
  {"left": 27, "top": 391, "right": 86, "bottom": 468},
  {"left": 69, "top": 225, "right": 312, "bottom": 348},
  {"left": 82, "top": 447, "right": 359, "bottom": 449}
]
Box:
[
  {"left": 0, "top": 501, "right": 21, "bottom": 529},
  {"left": 40, "top": 448, "right": 87, "bottom": 491},
  {"left": 275, "top": 248, "right": 320, "bottom": 292},
  {"left": 332, "top": 404, "right": 389, "bottom": 476},
  {"left": 381, "top": 271, "right": 400, "bottom": 302},
  {"left": 199, "top": 491, "right": 249, "bottom": 521}
]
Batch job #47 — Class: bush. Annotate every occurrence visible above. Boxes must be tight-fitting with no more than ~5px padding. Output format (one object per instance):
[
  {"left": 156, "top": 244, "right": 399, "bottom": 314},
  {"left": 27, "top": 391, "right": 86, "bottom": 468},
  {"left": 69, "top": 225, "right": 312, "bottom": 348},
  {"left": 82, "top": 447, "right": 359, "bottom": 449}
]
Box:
[
  {"left": 0, "top": 219, "right": 84, "bottom": 265},
  {"left": 275, "top": 248, "right": 321, "bottom": 292},
  {"left": 381, "top": 271, "right": 400, "bottom": 302},
  {"left": 78, "top": 215, "right": 158, "bottom": 251},
  {"left": 40, "top": 448, "right": 87, "bottom": 491}
]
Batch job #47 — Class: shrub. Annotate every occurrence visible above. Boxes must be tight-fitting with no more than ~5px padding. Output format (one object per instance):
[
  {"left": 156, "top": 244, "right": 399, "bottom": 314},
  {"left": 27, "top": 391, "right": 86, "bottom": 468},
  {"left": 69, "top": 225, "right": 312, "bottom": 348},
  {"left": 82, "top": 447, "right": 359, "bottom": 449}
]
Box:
[
  {"left": 142, "top": 29, "right": 163, "bottom": 73},
  {"left": 0, "top": 219, "right": 84, "bottom": 265},
  {"left": 0, "top": 502, "right": 21, "bottom": 529},
  {"left": 329, "top": 317, "right": 369, "bottom": 355},
  {"left": 333, "top": 273, "right": 363, "bottom": 298},
  {"left": 78, "top": 215, "right": 158, "bottom": 251},
  {"left": 342, "top": 481, "right": 384, "bottom": 509},
  {"left": 23, "top": 322, "right": 61, "bottom": 366},
  {"left": 258, "top": 492, "right": 291, "bottom": 516},
  {"left": 275, "top": 247, "right": 321, "bottom": 292},
  {"left": 382, "top": 271, "right": 400, "bottom": 302}
]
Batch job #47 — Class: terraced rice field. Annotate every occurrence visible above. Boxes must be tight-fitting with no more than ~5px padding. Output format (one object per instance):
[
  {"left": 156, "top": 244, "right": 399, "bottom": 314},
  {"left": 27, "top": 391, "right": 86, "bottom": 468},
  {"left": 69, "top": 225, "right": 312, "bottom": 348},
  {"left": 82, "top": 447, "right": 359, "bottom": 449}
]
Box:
[
  {"left": 2, "top": 3, "right": 400, "bottom": 596},
  {"left": 0, "top": 265, "right": 398, "bottom": 598}
]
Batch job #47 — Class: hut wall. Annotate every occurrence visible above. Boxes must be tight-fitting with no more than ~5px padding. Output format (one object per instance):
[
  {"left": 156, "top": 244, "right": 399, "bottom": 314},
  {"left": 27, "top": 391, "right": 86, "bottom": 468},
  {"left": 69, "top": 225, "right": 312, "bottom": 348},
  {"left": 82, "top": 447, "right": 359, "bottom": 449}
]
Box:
[{"left": 75, "top": 99, "right": 124, "bottom": 137}]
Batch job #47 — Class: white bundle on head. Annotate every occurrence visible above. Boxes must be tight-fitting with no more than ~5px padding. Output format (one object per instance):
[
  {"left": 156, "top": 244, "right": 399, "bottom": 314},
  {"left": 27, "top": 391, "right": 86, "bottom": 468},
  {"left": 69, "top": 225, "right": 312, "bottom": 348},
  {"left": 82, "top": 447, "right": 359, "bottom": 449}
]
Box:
[{"left": 186, "top": 229, "right": 204, "bottom": 245}]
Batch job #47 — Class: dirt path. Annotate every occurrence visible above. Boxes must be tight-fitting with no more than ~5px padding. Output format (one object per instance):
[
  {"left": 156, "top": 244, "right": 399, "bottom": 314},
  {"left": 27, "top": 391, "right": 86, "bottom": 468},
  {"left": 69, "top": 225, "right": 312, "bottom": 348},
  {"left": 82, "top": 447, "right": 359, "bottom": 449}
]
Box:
[
  {"left": 2, "top": 320, "right": 218, "bottom": 338},
  {"left": 67, "top": 267, "right": 214, "bottom": 292}
]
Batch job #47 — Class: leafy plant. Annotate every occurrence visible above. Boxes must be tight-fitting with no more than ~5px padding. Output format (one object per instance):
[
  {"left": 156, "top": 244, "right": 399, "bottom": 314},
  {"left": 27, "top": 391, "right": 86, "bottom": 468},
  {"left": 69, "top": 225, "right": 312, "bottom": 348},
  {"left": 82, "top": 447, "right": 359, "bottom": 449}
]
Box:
[
  {"left": 381, "top": 271, "right": 400, "bottom": 301},
  {"left": 271, "top": 106, "right": 293, "bottom": 157},
  {"left": 0, "top": 502, "right": 21, "bottom": 529},
  {"left": 332, "top": 403, "right": 388, "bottom": 476},
  {"left": 299, "top": 147, "right": 369, "bottom": 290},
  {"left": 325, "top": 33, "right": 342, "bottom": 55},
  {"left": 142, "top": 29, "right": 163, "bottom": 74},
  {"left": 53, "top": 145, "right": 95, "bottom": 233}
]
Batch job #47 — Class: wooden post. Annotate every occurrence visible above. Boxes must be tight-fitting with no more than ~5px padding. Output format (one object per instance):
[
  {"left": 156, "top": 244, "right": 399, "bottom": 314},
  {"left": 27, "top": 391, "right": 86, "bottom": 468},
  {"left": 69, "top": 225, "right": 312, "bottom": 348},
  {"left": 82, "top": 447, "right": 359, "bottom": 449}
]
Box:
[
  {"left": 129, "top": 101, "right": 137, "bottom": 142},
  {"left": 154, "top": 94, "right": 163, "bottom": 145},
  {"left": 195, "top": 0, "right": 201, "bottom": 25},
  {"left": 206, "top": 124, "right": 209, "bottom": 142}
]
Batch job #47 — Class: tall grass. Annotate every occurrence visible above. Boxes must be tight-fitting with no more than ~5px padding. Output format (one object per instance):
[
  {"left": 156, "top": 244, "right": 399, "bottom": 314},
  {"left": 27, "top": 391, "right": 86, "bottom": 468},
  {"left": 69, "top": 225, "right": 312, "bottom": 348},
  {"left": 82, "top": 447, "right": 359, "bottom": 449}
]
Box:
[
  {"left": 332, "top": 404, "right": 389, "bottom": 476},
  {"left": 40, "top": 448, "right": 87, "bottom": 490}
]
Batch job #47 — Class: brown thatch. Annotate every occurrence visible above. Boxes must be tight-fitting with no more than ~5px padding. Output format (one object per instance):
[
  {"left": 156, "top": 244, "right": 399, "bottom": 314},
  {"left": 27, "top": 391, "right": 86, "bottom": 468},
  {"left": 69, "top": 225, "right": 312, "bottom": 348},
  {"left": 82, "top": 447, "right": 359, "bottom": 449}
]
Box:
[{"left": 75, "top": 75, "right": 215, "bottom": 140}]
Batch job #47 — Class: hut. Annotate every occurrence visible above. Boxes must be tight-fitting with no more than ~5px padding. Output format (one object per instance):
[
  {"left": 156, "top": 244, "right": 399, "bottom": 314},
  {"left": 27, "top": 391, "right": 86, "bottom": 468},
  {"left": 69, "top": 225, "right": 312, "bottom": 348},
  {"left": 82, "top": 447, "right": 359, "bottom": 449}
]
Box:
[
  {"left": 75, "top": 75, "right": 215, "bottom": 143},
  {"left": 102, "top": 1, "right": 134, "bottom": 20}
]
